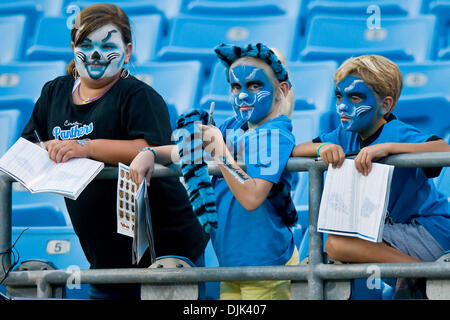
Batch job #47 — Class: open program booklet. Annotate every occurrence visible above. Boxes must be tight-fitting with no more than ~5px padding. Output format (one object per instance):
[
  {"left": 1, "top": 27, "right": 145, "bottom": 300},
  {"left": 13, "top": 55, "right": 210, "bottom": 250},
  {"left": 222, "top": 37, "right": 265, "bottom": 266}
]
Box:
[
  {"left": 117, "top": 163, "right": 156, "bottom": 265},
  {"left": 0, "top": 137, "right": 104, "bottom": 200},
  {"left": 317, "top": 159, "right": 394, "bottom": 242}
]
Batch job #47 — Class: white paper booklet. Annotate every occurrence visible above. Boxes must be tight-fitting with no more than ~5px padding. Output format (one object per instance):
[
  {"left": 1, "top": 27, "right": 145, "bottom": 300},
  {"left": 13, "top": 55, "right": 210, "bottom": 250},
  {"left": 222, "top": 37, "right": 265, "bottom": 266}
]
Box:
[
  {"left": 116, "top": 163, "right": 156, "bottom": 264},
  {"left": 317, "top": 159, "right": 394, "bottom": 242},
  {"left": 0, "top": 137, "right": 104, "bottom": 200}
]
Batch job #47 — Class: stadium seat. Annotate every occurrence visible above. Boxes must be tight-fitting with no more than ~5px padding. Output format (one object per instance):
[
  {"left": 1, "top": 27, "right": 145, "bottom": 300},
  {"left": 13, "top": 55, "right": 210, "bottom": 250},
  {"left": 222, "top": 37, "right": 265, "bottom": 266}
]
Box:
[
  {"left": 307, "top": 0, "right": 423, "bottom": 17},
  {"left": 0, "top": 2, "right": 45, "bottom": 52},
  {"left": 129, "top": 14, "right": 164, "bottom": 64},
  {"left": 11, "top": 225, "right": 90, "bottom": 298},
  {"left": 133, "top": 60, "right": 204, "bottom": 115},
  {"left": 12, "top": 203, "right": 69, "bottom": 227},
  {"left": 429, "top": 1, "right": 450, "bottom": 59},
  {"left": 0, "top": 109, "right": 22, "bottom": 156},
  {"left": 26, "top": 14, "right": 163, "bottom": 64},
  {"left": 395, "top": 61, "right": 450, "bottom": 139},
  {"left": 288, "top": 61, "right": 339, "bottom": 141},
  {"left": 0, "top": 98, "right": 34, "bottom": 136},
  {"left": 299, "top": 15, "right": 437, "bottom": 63},
  {"left": 65, "top": 0, "right": 182, "bottom": 19},
  {"left": 183, "top": 0, "right": 303, "bottom": 18},
  {"left": 25, "top": 17, "right": 72, "bottom": 62},
  {"left": 0, "top": 61, "right": 66, "bottom": 102},
  {"left": 157, "top": 14, "right": 298, "bottom": 70},
  {"left": 0, "top": 0, "right": 64, "bottom": 17},
  {"left": 0, "top": 15, "right": 27, "bottom": 63}
]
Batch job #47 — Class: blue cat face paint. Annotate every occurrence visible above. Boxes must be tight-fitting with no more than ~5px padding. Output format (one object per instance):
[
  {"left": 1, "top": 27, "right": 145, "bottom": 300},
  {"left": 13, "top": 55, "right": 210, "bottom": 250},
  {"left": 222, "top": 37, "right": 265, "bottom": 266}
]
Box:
[
  {"left": 335, "top": 76, "right": 381, "bottom": 133},
  {"left": 229, "top": 65, "right": 275, "bottom": 124},
  {"left": 74, "top": 24, "right": 126, "bottom": 80}
]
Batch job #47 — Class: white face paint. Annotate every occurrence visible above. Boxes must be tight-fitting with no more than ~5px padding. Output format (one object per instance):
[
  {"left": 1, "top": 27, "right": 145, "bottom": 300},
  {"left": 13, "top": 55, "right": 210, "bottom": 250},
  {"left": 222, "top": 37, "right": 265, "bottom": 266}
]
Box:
[{"left": 74, "top": 24, "right": 127, "bottom": 80}]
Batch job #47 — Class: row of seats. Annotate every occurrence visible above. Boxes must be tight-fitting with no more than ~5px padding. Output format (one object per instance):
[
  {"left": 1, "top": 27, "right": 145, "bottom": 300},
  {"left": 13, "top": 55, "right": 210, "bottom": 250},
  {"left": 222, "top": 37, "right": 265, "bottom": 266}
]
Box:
[
  {"left": 1, "top": 59, "right": 448, "bottom": 156},
  {"left": 1, "top": 1, "right": 449, "bottom": 66}
]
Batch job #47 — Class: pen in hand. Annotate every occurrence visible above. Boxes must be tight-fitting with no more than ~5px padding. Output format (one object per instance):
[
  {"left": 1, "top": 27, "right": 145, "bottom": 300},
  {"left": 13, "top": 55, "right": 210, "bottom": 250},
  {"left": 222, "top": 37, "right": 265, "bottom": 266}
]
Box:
[
  {"left": 34, "top": 130, "right": 47, "bottom": 151},
  {"left": 207, "top": 101, "right": 215, "bottom": 125}
]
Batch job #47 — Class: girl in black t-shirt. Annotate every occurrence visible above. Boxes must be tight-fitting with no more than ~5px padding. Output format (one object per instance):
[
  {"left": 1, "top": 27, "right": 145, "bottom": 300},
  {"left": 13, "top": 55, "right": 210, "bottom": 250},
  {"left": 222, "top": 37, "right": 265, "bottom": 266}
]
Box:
[{"left": 21, "top": 4, "right": 208, "bottom": 299}]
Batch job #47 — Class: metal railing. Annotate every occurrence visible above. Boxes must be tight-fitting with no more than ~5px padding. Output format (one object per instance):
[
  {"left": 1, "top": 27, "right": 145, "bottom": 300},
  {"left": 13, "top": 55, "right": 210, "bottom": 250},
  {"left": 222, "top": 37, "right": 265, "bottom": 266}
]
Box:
[{"left": 1, "top": 152, "right": 450, "bottom": 299}]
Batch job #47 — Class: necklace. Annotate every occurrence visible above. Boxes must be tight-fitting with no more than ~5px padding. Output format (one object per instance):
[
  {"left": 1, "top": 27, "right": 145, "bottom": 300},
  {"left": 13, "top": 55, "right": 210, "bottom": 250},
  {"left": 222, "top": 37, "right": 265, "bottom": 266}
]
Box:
[{"left": 76, "top": 77, "right": 120, "bottom": 104}]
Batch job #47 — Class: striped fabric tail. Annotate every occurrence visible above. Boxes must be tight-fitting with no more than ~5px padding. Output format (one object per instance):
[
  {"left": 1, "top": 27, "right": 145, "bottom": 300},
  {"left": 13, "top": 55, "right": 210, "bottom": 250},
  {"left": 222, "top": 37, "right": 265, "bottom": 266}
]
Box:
[{"left": 173, "top": 110, "right": 218, "bottom": 234}]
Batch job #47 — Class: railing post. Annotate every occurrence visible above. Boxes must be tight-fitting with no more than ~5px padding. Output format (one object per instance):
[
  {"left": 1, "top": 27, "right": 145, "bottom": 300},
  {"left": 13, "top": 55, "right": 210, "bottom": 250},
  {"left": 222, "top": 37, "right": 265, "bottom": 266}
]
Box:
[
  {"left": 307, "top": 166, "right": 325, "bottom": 299},
  {"left": 0, "top": 175, "right": 12, "bottom": 280}
]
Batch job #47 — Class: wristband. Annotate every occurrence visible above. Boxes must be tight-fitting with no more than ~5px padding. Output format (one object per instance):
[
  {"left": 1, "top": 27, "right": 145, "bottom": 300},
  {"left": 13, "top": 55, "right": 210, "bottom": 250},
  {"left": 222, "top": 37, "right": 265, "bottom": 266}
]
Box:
[
  {"left": 140, "top": 147, "right": 157, "bottom": 160},
  {"left": 316, "top": 142, "right": 332, "bottom": 157}
]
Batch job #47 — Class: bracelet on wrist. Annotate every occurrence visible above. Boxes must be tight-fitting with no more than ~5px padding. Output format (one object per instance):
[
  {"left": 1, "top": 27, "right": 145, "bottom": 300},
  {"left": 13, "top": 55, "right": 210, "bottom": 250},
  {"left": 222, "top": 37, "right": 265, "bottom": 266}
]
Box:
[
  {"left": 140, "top": 147, "right": 157, "bottom": 160},
  {"left": 316, "top": 142, "right": 332, "bottom": 157}
]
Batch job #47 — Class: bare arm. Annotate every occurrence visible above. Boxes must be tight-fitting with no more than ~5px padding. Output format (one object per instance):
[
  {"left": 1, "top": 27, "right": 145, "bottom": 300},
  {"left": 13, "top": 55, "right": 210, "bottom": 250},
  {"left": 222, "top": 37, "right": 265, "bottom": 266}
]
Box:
[
  {"left": 202, "top": 125, "right": 273, "bottom": 211},
  {"left": 46, "top": 138, "right": 151, "bottom": 165},
  {"left": 292, "top": 141, "right": 346, "bottom": 168},
  {"left": 355, "top": 140, "right": 450, "bottom": 175},
  {"left": 129, "top": 144, "right": 178, "bottom": 186}
]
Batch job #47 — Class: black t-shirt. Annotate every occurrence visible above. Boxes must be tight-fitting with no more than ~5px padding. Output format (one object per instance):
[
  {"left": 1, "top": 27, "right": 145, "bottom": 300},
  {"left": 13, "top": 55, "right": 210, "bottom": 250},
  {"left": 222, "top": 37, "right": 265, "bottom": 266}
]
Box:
[{"left": 22, "top": 75, "right": 208, "bottom": 269}]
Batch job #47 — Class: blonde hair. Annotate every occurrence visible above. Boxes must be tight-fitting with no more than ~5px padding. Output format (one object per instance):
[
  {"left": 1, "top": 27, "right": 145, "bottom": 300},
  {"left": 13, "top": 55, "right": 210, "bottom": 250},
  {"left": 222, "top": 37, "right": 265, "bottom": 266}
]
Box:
[
  {"left": 271, "top": 48, "right": 294, "bottom": 118},
  {"left": 334, "top": 55, "right": 403, "bottom": 114}
]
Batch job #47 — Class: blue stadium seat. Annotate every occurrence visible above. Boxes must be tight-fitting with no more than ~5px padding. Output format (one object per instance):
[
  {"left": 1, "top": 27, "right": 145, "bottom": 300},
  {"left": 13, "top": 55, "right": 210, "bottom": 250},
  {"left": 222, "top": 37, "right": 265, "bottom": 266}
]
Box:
[
  {"left": 0, "top": 0, "right": 64, "bottom": 17},
  {"left": 307, "top": 0, "right": 423, "bottom": 17},
  {"left": 25, "top": 17, "right": 72, "bottom": 62},
  {"left": 0, "top": 61, "right": 66, "bottom": 102},
  {"left": 429, "top": 1, "right": 450, "bottom": 59},
  {"left": 395, "top": 61, "right": 450, "bottom": 139},
  {"left": 11, "top": 225, "right": 90, "bottom": 298},
  {"left": 0, "top": 109, "right": 22, "bottom": 156},
  {"left": 12, "top": 203, "right": 69, "bottom": 227},
  {"left": 65, "top": 0, "right": 182, "bottom": 19},
  {"left": 0, "top": 2, "right": 44, "bottom": 52},
  {"left": 183, "top": 0, "right": 303, "bottom": 18},
  {"left": 132, "top": 60, "right": 204, "bottom": 116},
  {"left": 299, "top": 15, "right": 437, "bottom": 63},
  {"left": 157, "top": 14, "right": 298, "bottom": 69},
  {"left": 0, "top": 98, "right": 33, "bottom": 137},
  {"left": 26, "top": 14, "right": 163, "bottom": 64},
  {"left": 288, "top": 61, "right": 339, "bottom": 141},
  {"left": 129, "top": 14, "right": 164, "bottom": 64},
  {"left": 0, "top": 15, "right": 27, "bottom": 63}
]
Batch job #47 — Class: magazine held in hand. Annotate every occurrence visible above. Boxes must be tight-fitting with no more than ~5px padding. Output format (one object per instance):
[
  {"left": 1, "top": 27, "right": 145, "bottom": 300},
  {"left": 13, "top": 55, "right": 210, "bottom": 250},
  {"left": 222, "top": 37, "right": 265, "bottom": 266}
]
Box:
[
  {"left": 317, "top": 159, "right": 394, "bottom": 242},
  {"left": 117, "top": 163, "right": 156, "bottom": 265},
  {"left": 0, "top": 137, "right": 104, "bottom": 200}
]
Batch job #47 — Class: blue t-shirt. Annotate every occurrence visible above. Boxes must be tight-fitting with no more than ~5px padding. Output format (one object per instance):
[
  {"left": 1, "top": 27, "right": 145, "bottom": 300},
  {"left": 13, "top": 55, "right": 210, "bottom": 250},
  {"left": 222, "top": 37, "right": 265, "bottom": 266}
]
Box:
[
  {"left": 317, "top": 115, "right": 450, "bottom": 250},
  {"left": 211, "top": 115, "right": 296, "bottom": 267}
]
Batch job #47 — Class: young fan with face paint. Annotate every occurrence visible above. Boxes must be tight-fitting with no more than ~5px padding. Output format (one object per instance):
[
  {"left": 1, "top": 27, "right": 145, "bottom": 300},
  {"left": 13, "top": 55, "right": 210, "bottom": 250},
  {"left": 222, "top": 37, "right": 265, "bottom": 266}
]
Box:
[
  {"left": 20, "top": 4, "right": 208, "bottom": 299},
  {"left": 292, "top": 55, "right": 450, "bottom": 298},
  {"left": 130, "top": 43, "right": 299, "bottom": 300}
]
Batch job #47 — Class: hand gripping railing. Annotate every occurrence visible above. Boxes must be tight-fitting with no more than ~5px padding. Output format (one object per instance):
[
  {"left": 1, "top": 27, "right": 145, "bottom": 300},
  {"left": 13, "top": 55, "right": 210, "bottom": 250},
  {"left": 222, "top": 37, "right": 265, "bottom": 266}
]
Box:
[{"left": 1, "top": 152, "right": 450, "bottom": 299}]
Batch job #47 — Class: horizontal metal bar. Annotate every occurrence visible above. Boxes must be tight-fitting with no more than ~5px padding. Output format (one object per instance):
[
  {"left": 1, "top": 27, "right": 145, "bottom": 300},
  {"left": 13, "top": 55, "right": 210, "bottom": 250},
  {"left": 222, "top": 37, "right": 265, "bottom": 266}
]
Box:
[
  {"left": 3, "top": 152, "right": 449, "bottom": 183},
  {"left": 316, "top": 262, "right": 450, "bottom": 280},
  {"left": 4, "top": 265, "right": 310, "bottom": 286},
  {"left": 4, "top": 262, "right": 450, "bottom": 287}
]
